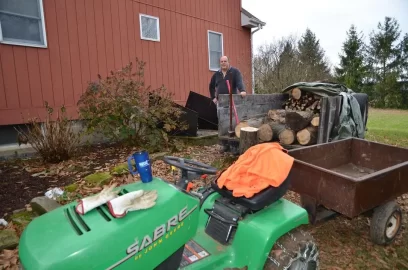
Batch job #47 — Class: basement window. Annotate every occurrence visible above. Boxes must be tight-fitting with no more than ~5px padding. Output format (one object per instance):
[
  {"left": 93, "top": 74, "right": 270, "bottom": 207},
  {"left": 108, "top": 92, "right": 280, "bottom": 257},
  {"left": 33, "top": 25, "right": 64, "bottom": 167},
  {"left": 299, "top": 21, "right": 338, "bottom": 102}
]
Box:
[
  {"left": 140, "top": 14, "right": 160, "bottom": 42},
  {"left": 0, "top": 0, "right": 47, "bottom": 48},
  {"left": 208, "top": 31, "right": 223, "bottom": 71}
]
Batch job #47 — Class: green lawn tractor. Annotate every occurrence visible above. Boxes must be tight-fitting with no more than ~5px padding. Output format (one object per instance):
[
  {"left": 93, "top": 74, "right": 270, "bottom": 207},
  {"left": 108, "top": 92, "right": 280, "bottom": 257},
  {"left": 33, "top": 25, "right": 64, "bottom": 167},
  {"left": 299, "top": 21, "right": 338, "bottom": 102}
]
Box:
[{"left": 19, "top": 156, "right": 319, "bottom": 270}]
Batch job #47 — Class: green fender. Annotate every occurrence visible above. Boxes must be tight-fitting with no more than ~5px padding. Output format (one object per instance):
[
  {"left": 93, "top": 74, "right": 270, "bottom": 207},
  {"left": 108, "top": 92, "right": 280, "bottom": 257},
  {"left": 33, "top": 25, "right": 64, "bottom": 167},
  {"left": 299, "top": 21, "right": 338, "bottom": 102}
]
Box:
[{"left": 196, "top": 192, "right": 310, "bottom": 270}]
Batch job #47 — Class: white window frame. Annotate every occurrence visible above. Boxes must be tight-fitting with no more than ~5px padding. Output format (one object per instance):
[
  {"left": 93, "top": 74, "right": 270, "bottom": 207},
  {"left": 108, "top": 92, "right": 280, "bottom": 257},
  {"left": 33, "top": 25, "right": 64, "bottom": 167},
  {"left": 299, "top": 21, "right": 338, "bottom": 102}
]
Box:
[
  {"left": 0, "top": 0, "right": 48, "bottom": 48},
  {"left": 208, "top": 30, "right": 224, "bottom": 71},
  {"left": 139, "top": 14, "right": 160, "bottom": 42}
]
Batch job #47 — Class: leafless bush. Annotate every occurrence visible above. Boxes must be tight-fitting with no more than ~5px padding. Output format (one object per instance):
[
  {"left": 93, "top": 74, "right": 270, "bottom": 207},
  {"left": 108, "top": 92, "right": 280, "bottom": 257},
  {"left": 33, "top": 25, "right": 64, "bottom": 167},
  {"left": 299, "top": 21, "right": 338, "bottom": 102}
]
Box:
[{"left": 15, "top": 102, "right": 80, "bottom": 163}]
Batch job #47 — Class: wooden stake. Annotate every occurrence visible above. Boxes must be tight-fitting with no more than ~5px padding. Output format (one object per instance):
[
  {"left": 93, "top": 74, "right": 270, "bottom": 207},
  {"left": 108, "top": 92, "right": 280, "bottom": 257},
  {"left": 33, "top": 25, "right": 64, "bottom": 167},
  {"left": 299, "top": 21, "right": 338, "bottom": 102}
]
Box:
[{"left": 239, "top": 127, "right": 259, "bottom": 154}]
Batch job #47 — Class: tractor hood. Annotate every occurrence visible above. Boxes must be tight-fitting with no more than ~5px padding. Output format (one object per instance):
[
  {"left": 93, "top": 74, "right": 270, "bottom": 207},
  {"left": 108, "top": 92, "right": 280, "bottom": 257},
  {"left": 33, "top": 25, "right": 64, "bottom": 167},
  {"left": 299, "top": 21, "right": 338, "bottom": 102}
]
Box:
[{"left": 19, "top": 178, "right": 200, "bottom": 270}]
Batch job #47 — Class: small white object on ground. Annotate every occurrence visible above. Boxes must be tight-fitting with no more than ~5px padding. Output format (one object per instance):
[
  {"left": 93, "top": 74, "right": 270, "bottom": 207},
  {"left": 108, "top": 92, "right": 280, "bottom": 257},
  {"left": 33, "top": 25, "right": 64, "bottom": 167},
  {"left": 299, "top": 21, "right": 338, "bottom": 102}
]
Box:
[
  {"left": 45, "top": 187, "right": 64, "bottom": 200},
  {"left": 0, "top": 218, "right": 8, "bottom": 227}
]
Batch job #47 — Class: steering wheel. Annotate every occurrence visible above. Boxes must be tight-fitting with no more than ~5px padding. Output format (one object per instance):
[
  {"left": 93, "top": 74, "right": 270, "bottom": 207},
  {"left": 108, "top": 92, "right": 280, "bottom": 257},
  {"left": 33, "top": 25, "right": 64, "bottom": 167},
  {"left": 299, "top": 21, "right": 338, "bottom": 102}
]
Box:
[{"left": 163, "top": 156, "right": 218, "bottom": 175}]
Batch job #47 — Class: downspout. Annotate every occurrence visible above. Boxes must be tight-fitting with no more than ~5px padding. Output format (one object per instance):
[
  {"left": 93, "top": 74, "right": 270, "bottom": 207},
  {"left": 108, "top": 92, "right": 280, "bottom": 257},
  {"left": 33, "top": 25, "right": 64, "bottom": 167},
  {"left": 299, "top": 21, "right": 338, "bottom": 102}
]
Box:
[{"left": 251, "top": 24, "right": 262, "bottom": 94}]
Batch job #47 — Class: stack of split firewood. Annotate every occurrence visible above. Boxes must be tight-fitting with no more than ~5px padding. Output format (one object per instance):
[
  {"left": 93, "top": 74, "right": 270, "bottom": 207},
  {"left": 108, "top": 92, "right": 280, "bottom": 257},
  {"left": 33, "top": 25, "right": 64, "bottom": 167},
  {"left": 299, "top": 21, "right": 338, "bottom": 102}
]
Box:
[{"left": 235, "top": 87, "right": 322, "bottom": 148}]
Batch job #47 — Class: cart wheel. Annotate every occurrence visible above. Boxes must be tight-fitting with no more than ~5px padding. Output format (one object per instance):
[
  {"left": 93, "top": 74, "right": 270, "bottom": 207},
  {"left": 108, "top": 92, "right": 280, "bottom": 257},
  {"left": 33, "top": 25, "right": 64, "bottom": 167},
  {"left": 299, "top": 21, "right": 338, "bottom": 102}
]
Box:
[
  {"left": 370, "top": 200, "right": 402, "bottom": 245},
  {"left": 264, "top": 228, "right": 319, "bottom": 270}
]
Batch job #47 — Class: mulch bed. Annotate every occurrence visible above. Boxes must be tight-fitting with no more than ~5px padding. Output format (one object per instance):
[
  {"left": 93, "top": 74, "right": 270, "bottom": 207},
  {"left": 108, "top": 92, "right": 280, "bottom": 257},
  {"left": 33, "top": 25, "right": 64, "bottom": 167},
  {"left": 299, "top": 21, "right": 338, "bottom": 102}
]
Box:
[{"left": 0, "top": 143, "right": 134, "bottom": 219}]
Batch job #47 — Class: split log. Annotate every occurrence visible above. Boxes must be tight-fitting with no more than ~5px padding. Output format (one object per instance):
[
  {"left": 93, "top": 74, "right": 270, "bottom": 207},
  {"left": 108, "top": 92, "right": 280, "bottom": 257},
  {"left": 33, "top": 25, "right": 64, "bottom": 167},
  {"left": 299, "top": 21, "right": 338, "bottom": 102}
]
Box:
[
  {"left": 285, "top": 110, "right": 314, "bottom": 132},
  {"left": 291, "top": 88, "right": 302, "bottom": 100},
  {"left": 239, "top": 127, "right": 259, "bottom": 154},
  {"left": 296, "top": 126, "right": 318, "bottom": 145},
  {"left": 310, "top": 116, "right": 320, "bottom": 127},
  {"left": 258, "top": 124, "right": 273, "bottom": 142},
  {"left": 267, "top": 109, "right": 286, "bottom": 124},
  {"left": 270, "top": 122, "right": 296, "bottom": 145},
  {"left": 234, "top": 117, "right": 263, "bottom": 138}
]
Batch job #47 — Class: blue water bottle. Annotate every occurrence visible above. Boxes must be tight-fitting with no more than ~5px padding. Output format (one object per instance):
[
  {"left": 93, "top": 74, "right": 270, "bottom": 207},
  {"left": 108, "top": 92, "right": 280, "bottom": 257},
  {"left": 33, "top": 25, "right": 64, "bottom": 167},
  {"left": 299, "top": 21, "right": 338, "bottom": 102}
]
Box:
[{"left": 127, "top": 150, "right": 153, "bottom": 183}]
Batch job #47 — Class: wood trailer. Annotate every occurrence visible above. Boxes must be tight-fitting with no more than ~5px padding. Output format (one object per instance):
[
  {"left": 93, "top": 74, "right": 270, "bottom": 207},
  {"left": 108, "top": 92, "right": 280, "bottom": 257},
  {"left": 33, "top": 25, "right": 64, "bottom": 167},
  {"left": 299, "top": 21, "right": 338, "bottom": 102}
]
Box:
[{"left": 216, "top": 91, "right": 368, "bottom": 154}]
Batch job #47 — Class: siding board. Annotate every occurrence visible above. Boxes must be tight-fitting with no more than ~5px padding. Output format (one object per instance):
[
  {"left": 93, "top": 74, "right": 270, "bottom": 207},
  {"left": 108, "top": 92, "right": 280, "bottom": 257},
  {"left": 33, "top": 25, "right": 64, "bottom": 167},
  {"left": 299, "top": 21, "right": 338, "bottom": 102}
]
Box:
[
  {"left": 84, "top": 0, "right": 99, "bottom": 81},
  {"left": 118, "top": 0, "right": 130, "bottom": 67},
  {"left": 13, "top": 47, "right": 32, "bottom": 108},
  {"left": 0, "top": 0, "right": 255, "bottom": 125},
  {"left": 56, "top": 0, "right": 75, "bottom": 106},
  {"left": 66, "top": 0, "right": 83, "bottom": 103},
  {"left": 126, "top": 0, "right": 137, "bottom": 63},
  {"left": 94, "top": 0, "right": 108, "bottom": 77},
  {"left": 0, "top": 52, "right": 6, "bottom": 109},
  {"left": 46, "top": 0, "right": 65, "bottom": 106},
  {"left": 75, "top": 0, "right": 91, "bottom": 92},
  {"left": 102, "top": 0, "right": 115, "bottom": 72},
  {"left": 26, "top": 49, "right": 43, "bottom": 107},
  {"left": 1, "top": 46, "right": 20, "bottom": 108}
]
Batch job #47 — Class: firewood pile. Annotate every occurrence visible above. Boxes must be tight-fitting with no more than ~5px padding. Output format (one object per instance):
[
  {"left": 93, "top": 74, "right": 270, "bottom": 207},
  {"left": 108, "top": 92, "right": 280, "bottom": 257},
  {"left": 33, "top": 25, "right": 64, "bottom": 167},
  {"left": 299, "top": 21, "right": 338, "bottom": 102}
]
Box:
[{"left": 235, "top": 87, "right": 322, "bottom": 148}]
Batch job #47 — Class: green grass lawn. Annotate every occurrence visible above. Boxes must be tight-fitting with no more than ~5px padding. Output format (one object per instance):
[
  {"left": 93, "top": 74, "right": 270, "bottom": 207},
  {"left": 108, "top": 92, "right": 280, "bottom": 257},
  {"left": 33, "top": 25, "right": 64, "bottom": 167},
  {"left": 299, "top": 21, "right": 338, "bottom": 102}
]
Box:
[{"left": 365, "top": 108, "right": 408, "bottom": 148}]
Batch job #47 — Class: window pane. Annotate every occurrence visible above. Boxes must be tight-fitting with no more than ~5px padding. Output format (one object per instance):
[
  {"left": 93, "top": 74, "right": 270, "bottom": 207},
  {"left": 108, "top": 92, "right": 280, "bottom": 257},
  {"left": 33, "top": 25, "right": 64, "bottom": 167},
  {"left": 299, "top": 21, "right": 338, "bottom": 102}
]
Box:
[
  {"left": 209, "top": 33, "right": 221, "bottom": 52},
  {"left": 0, "top": 13, "right": 41, "bottom": 43},
  {"left": 141, "top": 16, "right": 158, "bottom": 40},
  {"left": 0, "top": 0, "right": 40, "bottom": 18},
  {"left": 210, "top": 51, "right": 221, "bottom": 70}
]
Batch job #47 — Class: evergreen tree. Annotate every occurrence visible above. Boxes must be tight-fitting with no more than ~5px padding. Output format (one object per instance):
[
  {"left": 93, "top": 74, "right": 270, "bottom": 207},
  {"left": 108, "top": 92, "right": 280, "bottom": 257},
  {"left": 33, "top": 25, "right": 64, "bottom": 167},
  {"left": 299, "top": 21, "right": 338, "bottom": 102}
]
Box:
[
  {"left": 298, "top": 28, "right": 332, "bottom": 81},
  {"left": 335, "top": 25, "right": 367, "bottom": 91},
  {"left": 367, "top": 17, "right": 405, "bottom": 107}
]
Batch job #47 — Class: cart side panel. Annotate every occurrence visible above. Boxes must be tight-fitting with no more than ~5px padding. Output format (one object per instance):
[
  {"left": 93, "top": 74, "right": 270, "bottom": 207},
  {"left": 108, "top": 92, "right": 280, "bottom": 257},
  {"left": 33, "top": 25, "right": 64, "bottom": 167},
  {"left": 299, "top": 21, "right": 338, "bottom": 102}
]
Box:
[
  {"left": 289, "top": 160, "right": 357, "bottom": 217},
  {"left": 217, "top": 93, "right": 288, "bottom": 137},
  {"left": 351, "top": 139, "right": 408, "bottom": 171},
  {"left": 288, "top": 139, "right": 352, "bottom": 169},
  {"left": 354, "top": 164, "right": 408, "bottom": 215}
]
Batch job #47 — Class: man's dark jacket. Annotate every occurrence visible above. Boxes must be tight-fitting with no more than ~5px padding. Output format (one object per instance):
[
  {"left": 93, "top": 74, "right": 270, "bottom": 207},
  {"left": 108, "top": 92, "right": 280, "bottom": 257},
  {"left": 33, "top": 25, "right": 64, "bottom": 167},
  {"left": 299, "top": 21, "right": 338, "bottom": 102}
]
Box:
[{"left": 209, "top": 67, "right": 245, "bottom": 100}]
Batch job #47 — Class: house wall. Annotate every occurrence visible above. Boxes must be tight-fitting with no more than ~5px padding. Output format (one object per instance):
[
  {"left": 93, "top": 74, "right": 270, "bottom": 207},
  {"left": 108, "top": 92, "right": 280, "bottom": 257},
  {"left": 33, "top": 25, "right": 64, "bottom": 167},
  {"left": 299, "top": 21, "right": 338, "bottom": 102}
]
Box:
[{"left": 0, "top": 0, "right": 252, "bottom": 126}]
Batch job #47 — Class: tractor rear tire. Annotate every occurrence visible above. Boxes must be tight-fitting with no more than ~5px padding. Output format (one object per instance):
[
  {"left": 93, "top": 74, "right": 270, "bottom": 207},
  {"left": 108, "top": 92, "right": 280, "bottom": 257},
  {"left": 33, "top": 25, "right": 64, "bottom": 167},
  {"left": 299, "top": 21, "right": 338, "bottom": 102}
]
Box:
[{"left": 263, "top": 228, "right": 319, "bottom": 270}]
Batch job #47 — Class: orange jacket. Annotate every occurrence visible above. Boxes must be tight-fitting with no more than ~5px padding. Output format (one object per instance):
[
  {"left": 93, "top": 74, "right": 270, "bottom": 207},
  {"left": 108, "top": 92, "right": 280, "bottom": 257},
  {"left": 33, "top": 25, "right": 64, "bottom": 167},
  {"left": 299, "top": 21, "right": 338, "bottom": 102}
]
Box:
[{"left": 217, "top": 143, "right": 294, "bottom": 198}]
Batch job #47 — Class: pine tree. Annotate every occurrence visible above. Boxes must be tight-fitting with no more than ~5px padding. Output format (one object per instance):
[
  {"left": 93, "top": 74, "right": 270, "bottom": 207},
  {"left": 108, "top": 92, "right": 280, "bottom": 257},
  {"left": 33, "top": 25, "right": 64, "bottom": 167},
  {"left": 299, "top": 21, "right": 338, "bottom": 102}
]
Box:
[
  {"left": 335, "top": 25, "right": 367, "bottom": 91},
  {"left": 367, "top": 17, "right": 405, "bottom": 107},
  {"left": 298, "top": 28, "right": 332, "bottom": 81}
]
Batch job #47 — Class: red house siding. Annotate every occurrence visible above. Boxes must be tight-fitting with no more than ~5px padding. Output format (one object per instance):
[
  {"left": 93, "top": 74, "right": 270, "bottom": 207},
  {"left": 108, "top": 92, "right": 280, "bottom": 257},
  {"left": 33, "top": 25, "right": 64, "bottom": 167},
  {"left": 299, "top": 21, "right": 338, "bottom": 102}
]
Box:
[{"left": 0, "top": 0, "right": 252, "bottom": 125}]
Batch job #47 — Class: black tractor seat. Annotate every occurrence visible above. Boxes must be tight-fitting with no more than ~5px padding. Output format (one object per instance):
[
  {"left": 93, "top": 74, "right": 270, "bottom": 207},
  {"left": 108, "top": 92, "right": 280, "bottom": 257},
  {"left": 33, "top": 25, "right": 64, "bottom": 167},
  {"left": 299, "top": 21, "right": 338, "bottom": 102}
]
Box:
[{"left": 211, "top": 171, "right": 292, "bottom": 212}]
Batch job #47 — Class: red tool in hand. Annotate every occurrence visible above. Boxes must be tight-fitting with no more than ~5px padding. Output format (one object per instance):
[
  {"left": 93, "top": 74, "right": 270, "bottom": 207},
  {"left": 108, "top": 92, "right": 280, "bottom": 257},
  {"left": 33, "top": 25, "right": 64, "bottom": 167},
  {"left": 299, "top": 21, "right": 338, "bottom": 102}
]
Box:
[{"left": 226, "top": 80, "right": 240, "bottom": 125}]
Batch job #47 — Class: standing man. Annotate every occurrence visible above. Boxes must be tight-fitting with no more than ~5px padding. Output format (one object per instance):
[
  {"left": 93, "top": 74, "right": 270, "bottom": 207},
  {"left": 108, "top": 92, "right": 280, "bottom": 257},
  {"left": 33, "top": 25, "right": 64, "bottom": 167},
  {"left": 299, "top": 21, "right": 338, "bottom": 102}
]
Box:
[{"left": 209, "top": 56, "right": 247, "bottom": 104}]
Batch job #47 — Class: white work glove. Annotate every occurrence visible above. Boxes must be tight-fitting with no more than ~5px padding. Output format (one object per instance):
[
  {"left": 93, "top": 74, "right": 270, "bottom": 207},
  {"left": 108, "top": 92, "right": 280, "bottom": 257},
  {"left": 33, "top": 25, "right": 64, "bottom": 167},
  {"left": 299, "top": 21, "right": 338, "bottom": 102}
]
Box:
[
  {"left": 75, "top": 184, "right": 121, "bottom": 215},
  {"left": 107, "top": 190, "right": 158, "bottom": 218}
]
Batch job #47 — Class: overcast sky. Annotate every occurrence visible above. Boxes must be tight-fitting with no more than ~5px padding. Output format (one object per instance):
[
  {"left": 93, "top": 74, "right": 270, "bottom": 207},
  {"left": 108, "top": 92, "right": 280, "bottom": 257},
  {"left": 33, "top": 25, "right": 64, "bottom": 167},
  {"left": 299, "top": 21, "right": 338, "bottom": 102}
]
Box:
[{"left": 241, "top": 0, "right": 408, "bottom": 69}]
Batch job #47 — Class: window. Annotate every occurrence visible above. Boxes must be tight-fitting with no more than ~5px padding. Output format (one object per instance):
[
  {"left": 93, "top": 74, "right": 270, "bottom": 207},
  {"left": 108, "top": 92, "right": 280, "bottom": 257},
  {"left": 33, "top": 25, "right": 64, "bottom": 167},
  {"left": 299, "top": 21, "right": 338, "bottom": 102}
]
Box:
[
  {"left": 208, "top": 31, "right": 223, "bottom": 71},
  {"left": 140, "top": 14, "right": 160, "bottom": 42},
  {"left": 0, "top": 0, "right": 47, "bottom": 47}
]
